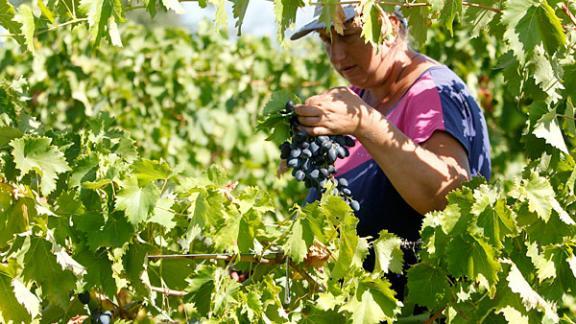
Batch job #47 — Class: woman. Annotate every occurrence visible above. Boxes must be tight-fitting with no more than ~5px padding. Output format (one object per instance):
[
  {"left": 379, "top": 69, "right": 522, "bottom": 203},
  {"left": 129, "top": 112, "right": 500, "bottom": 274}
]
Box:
[{"left": 291, "top": 6, "right": 491, "bottom": 295}]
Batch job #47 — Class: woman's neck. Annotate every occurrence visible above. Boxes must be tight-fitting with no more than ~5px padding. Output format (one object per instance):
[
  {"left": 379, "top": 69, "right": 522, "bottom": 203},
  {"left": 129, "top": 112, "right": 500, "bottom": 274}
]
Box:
[{"left": 364, "top": 46, "right": 431, "bottom": 115}]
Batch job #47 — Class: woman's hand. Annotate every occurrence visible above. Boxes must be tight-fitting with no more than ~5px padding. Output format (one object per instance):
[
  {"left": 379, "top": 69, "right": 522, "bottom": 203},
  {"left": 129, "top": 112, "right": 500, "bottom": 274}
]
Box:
[{"left": 294, "top": 87, "right": 372, "bottom": 136}]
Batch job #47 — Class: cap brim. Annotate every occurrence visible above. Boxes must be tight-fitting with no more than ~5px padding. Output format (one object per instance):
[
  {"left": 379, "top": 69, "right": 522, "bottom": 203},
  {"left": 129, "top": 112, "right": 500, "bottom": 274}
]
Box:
[
  {"left": 290, "top": 5, "right": 357, "bottom": 41},
  {"left": 290, "top": 20, "right": 327, "bottom": 40}
]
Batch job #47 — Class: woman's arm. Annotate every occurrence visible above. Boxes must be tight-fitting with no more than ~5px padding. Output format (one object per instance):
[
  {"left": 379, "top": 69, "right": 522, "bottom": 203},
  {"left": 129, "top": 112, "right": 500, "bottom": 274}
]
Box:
[{"left": 296, "top": 87, "right": 471, "bottom": 215}]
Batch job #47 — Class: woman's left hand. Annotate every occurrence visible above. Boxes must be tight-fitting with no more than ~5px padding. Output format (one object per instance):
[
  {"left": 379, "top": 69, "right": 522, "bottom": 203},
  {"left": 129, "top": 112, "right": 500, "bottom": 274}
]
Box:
[{"left": 294, "top": 87, "right": 371, "bottom": 136}]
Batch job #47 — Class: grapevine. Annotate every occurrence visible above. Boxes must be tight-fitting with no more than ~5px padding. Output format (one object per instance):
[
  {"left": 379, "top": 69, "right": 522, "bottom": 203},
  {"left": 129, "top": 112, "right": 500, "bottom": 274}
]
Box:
[{"left": 279, "top": 100, "right": 360, "bottom": 211}]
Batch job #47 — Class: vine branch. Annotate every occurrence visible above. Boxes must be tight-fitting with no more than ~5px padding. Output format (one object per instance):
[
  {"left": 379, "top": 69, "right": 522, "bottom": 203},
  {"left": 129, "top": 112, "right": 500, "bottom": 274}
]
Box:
[
  {"left": 561, "top": 2, "right": 576, "bottom": 29},
  {"left": 308, "top": 1, "right": 501, "bottom": 13},
  {"left": 148, "top": 252, "right": 285, "bottom": 264}
]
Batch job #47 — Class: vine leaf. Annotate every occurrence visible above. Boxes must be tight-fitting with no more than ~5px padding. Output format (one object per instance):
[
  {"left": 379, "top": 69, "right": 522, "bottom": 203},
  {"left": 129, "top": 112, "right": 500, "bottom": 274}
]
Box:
[
  {"left": 496, "top": 306, "right": 529, "bottom": 324},
  {"left": 37, "top": 0, "right": 56, "bottom": 24},
  {"left": 526, "top": 242, "right": 556, "bottom": 283},
  {"left": 446, "top": 234, "right": 501, "bottom": 290},
  {"left": 463, "top": 0, "right": 496, "bottom": 38},
  {"left": 22, "top": 238, "right": 77, "bottom": 308},
  {"left": 11, "top": 279, "right": 41, "bottom": 319},
  {"left": 341, "top": 279, "right": 400, "bottom": 324},
  {"left": 435, "top": 0, "right": 462, "bottom": 36},
  {"left": 533, "top": 108, "right": 568, "bottom": 153},
  {"left": 406, "top": 262, "right": 451, "bottom": 309},
  {"left": 10, "top": 136, "right": 71, "bottom": 196},
  {"left": 501, "top": 0, "right": 566, "bottom": 62},
  {"left": 283, "top": 216, "right": 313, "bottom": 263},
  {"left": 115, "top": 176, "right": 160, "bottom": 225},
  {"left": 0, "top": 0, "right": 25, "bottom": 46},
  {"left": 14, "top": 4, "right": 35, "bottom": 54},
  {"left": 504, "top": 260, "right": 559, "bottom": 322},
  {"left": 80, "top": 0, "right": 113, "bottom": 46},
  {"left": 232, "top": 0, "right": 250, "bottom": 36},
  {"left": 161, "top": 0, "right": 184, "bottom": 14},
  {"left": 372, "top": 230, "right": 404, "bottom": 275},
  {"left": 0, "top": 264, "right": 31, "bottom": 322},
  {"left": 274, "top": 0, "right": 303, "bottom": 40}
]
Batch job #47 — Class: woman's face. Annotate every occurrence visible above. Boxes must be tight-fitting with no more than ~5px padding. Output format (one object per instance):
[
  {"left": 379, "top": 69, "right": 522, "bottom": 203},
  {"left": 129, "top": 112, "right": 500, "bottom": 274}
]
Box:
[{"left": 317, "top": 21, "right": 383, "bottom": 88}]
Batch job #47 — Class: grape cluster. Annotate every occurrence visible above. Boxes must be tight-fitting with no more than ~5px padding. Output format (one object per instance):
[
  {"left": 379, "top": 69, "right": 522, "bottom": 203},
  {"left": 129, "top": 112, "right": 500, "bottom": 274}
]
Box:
[{"left": 280, "top": 101, "right": 360, "bottom": 211}]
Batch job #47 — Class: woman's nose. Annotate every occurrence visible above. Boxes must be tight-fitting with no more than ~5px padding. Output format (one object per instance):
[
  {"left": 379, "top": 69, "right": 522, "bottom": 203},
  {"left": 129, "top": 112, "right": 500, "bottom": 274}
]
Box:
[{"left": 329, "top": 39, "right": 347, "bottom": 66}]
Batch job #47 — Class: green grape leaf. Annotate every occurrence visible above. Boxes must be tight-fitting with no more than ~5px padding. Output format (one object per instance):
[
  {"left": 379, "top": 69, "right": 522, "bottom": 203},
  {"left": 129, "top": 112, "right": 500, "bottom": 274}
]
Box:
[
  {"left": 360, "top": 0, "right": 383, "bottom": 46},
  {"left": 496, "top": 306, "right": 529, "bottom": 324},
  {"left": 341, "top": 279, "right": 400, "bottom": 324},
  {"left": 0, "top": 264, "right": 31, "bottom": 322},
  {"left": 274, "top": 0, "right": 303, "bottom": 40},
  {"left": 76, "top": 250, "right": 117, "bottom": 297},
  {"left": 213, "top": 208, "right": 243, "bottom": 253},
  {"left": 0, "top": 0, "right": 25, "bottom": 46},
  {"left": 10, "top": 136, "right": 71, "bottom": 196},
  {"left": 321, "top": 0, "right": 346, "bottom": 35},
  {"left": 531, "top": 46, "right": 564, "bottom": 105},
  {"left": 149, "top": 193, "right": 176, "bottom": 230},
  {"left": 463, "top": 0, "right": 496, "bottom": 38},
  {"left": 14, "top": 5, "right": 35, "bottom": 53},
  {"left": 373, "top": 230, "right": 404, "bottom": 275},
  {"left": 188, "top": 190, "right": 226, "bottom": 228},
  {"left": 283, "top": 216, "right": 313, "bottom": 263},
  {"left": 0, "top": 198, "right": 35, "bottom": 249},
  {"left": 11, "top": 278, "right": 40, "bottom": 319},
  {"left": 330, "top": 207, "right": 359, "bottom": 279},
  {"left": 446, "top": 235, "right": 501, "bottom": 289},
  {"left": 232, "top": 0, "right": 249, "bottom": 35},
  {"left": 438, "top": 0, "right": 462, "bottom": 36},
  {"left": 22, "top": 238, "right": 76, "bottom": 308},
  {"left": 406, "top": 262, "right": 452, "bottom": 309},
  {"left": 75, "top": 212, "right": 134, "bottom": 250},
  {"left": 514, "top": 171, "right": 556, "bottom": 222},
  {"left": 123, "top": 243, "right": 152, "bottom": 296},
  {"left": 476, "top": 199, "right": 517, "bottom": 249},
  {"left": 315, "top": 292, "right": 344, "bottom": 311},
  {"left": 404, "top": 4, "right": 429, "bottom": 46},
  {"left": 526, "top": 242, "right": 556, "bottom": 283},
  {"left": 80, "top": 0, "right": 113, "bottom": 46},
  {"left": 115, "top": 176, "right": 160, "bottom": 225},
  {"left": 210, "top": 0, "right": 227, "bottom": 30},
  {"left": 504, "top": 260, "right": 559, "bottom": 322},
  {"left": 532, "top": 108, "right": 568, "bottom": 154},
  {"left": 108, "top": 16, "right": 122, "bottom": 47},
  {"left": 0, "top": 127, "right": 23, "bottom": 147},
  {"left": 564, "top": 98, "right": 576, "bottom": 138},
  {"left": 161, "top": 0, "right": 184, "bottom": 14},
  {"left": 37, "top": 0, "right": 56, "bottom": 24},
  {"left": 501, "top": 0, "right": 566, "bottom": 62},
  {"left": 132, "top": 159, "right": 171, "bottom": 186}
]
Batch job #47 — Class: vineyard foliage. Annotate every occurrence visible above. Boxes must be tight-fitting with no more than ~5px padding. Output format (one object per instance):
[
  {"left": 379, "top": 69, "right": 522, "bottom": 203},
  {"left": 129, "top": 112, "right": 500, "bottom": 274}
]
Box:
[{"left": 0, "top": 0, "right": 576, "bottom": 322}]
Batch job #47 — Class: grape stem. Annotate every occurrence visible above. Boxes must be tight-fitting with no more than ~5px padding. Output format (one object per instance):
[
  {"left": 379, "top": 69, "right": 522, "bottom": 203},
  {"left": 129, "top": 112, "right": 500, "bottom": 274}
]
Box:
[
  {"left": 148, "top": 252, "right": 285, "bottom": 264},
  {"left": 307, "top": 1, "right": 502, "bottom": 13}
]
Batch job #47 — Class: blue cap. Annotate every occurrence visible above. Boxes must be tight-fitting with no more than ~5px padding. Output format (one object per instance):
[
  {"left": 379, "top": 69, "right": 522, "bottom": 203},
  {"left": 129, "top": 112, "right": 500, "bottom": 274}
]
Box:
[
  {"left": 290, "top": 5, "right": 407, "bottom": 41},
  {"left": 290, "top": 5, "right": 357, "bottom": 41}
]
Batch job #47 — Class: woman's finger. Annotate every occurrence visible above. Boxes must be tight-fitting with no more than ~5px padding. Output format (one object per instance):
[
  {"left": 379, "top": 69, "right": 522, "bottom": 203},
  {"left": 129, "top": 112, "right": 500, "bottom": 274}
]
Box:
[
  {"left": 294, "top": 104, "right": 322, "bottom": 117},
  {"left": 298, "top": 125, "right": 331, "bottom": 136},
  {"left": 297, "top": 116, "right": 322, "bottom": 126}
]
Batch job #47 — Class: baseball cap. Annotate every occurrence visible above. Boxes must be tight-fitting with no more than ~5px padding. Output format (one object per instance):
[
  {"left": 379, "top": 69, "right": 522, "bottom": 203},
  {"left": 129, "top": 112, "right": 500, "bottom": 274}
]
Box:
[
  {"left": 290, "top": 5, "right": 357, "bottom": 41},
  {"left": 290, "top": 5, "right": 408, "bottom": 41}
]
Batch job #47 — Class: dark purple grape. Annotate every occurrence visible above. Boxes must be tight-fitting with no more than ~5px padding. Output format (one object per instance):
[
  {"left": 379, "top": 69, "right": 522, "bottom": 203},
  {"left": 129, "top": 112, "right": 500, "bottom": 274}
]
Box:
[
  {"left": 328, "top": 148, "right": 337, "bottom": 162},
  {"left": 302, "top": 148, "right": 312, "bottom": 158},
  {"left": 290, "top": 148, "right": 301, "bottom": 158},
  {"left": 294, "top": 170, "right": 305, "bottom": 181},
  {"left": 350, "top": 200, "right": 360, "bottom": 211},
  {"left": 280, "top": 142, "right": 291, "bottom": 159},
  {"left": 78, "top": 291, "right": 90, "bottom": 305},
  {"left": 342, "top": 188, "right": 352, "bottom": 196},
  {"left": 310, "top": 169, "right": 320, "bottom": 179},
  {"left": 338, "top": 178, "right": 349, "bottom": 187},
  {"left": 288, "top": 158, "right": 299, "bottom": 168},
  {"left": 344, "top": 136, "right": 355, "bottom": 147},
  {"left": 320, "top": 168, "right": 329, "bottom": 177}
]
